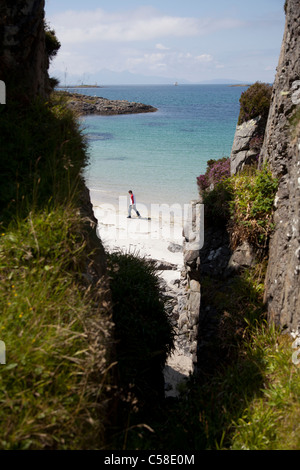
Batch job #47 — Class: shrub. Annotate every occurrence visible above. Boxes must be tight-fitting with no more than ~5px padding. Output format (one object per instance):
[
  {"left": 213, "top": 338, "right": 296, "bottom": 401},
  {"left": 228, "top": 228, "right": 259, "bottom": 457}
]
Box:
[
  {"left": 106, "top": 252, "right": 174, "bottom": 408},
  {"left": 0, "top": 93, "right": 88, "bottom": 223},
  {"left": 197, "top": 157, "right": 230, "bottom": 193},
  {"left": 45, "top": 24, "right": 61, "bottom": 62},
  {"left": 197, "top": 158, "right": 278, "bottom": 247},
  {"left": 238, "top": 82, "right": 272, "bottom": 125},
  {"left": 202, "top": 179, "right": 233, "bottom": 226},
  {"left": 197, "top": 157, "right": 232, "bottom": 225},
  {"left": 228, "top": 166, "right": 278, "bottom": 251}
]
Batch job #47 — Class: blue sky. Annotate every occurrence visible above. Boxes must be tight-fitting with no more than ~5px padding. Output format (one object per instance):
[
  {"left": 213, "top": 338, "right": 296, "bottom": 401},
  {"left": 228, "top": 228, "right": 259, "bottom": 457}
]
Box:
[{"left": 45, "top": 0, "right": 286, "bottom": 85}]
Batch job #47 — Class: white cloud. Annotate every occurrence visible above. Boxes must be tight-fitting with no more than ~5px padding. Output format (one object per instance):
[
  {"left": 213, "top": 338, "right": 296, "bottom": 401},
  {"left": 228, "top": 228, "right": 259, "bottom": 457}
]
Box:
[
  {"left": 195, "top": 54, "right": 213, "bottom": 63},
  {"left": 48, "top": 6, "right": 251, "bottom": 83},
  {"left": 51, "top": 7, "right": 201, "bottom": 44},
  {"left": 124, "top": 48, "right": 216, "bottom": 79},
  {"left": 50, "top": 7, "right": 243, "bottom": 45},
  {"left": 156, "top": 43, "right": 170, "bottom": 50}
]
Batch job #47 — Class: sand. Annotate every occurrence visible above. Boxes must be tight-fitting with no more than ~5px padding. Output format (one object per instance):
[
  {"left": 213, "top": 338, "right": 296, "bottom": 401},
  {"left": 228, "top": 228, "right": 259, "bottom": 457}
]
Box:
[{"left": 90, "top": 189, "right": 194, "bottom": 397}]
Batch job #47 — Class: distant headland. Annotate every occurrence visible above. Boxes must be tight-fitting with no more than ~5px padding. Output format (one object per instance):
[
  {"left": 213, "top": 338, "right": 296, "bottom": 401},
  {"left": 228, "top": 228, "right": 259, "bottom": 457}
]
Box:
[
  {"left": 57, "top": 85, "right": 103, "bottom": 89},
  {"left": 57, "top": 90, "right": 158, "bottom": 116}
]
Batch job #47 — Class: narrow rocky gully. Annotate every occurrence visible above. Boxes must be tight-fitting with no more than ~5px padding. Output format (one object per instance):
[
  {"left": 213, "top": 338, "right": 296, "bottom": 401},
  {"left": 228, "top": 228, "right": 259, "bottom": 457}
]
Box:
[
  {"left": 158, "top": 201, "right": 203, "bottom": 398},
  {"left": 159, "top": 262, "right": 194, "bottom": 398}
]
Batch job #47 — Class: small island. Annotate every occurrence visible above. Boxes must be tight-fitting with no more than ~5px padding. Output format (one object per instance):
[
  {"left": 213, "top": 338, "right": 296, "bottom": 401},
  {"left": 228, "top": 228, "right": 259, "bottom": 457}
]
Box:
[{"left": 58, "top": 90, "right": 158, "bottom": 116}]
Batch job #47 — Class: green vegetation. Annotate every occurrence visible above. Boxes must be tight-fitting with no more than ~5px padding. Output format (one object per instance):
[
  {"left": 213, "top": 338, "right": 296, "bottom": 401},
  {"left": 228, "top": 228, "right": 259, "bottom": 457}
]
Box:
[
  {"left": 228, "top": 166, "right": 278, "bottom": 251},
  {"left": 44, "top": 24, "right": 61, "bottom": 62},
  {"left": 0, "top": 94, "right": 114, "bottom": 449},
  {"left": 107, "top": 252, "right": 174, "bottom": 394},
  {"left": 0, "top": 93, "right": 88, "bottom": 224},
  {"left": 106, "top": 251, "right": 174, "bottom": 448},
  {"left": 108, "top": 262, "right": 300, "bottom": 450},
  {"left": 201, "top": 178, "right": 233, "bottom": 226},
  {"left": 0, "top": 208, "right": 112, "bottom": 449},
  {"left": 0, "top": 90, "right": 174, "bottom": 450},
  {"left": 238, "top": 81, "right": 272, "bottom": 125},
  {"left": 230, "top": 331, "right": 300, "bottom": 450},
  {"left": 181, "top": 154, "right": 299, "bottom": 451},
  {"left": 198, "top": 158, "right": 278, "bottom": 253},
  {"left": 197, "top": 157, "right": 232, "bottom": 226}
]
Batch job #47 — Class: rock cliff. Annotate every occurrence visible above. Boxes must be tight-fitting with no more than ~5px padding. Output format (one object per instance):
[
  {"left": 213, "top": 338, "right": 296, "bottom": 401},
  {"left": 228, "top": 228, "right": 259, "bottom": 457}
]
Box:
[
  {"left": 260, "top": 0, "right": 300, "bottom": 331},
  {"left": 0, "top": 0, "right": 49, "bottom": 99},
  {"left": 230, "top": 116, "right": 262, "bottom": 175}
]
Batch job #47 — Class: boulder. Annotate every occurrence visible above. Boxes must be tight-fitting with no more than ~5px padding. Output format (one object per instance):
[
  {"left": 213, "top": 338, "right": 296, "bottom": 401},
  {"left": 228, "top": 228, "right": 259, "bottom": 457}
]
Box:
[
  {"left": 168, "top": 242, "right": 183, "bottom": 253},
  {"left": 226, "top": 241, "right": 255, "bottom": 276}
]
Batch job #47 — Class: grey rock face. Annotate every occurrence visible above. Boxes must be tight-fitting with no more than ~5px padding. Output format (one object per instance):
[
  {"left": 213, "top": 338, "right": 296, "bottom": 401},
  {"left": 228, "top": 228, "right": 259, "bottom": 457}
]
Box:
[
  {"left": 230, "top": 116, "right": 261, "bottom": 175},
  {"left": 0, "top": 0, "right": 49, "bottom": 99},
  {"left": 260, "top": 0, "right": 300, "bottom": 331}
]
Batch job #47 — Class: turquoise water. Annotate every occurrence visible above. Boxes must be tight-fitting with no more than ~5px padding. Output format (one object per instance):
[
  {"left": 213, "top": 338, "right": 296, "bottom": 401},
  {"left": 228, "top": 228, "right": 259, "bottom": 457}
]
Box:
[{"left": 78, "top": 85, "right": 246, "bottom": 207}]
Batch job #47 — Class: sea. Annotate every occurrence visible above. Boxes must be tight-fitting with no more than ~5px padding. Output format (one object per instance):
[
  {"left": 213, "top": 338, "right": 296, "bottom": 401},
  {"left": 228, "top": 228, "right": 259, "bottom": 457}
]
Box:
[{"left": 72, "top": 84, "right": 247, "bottom": 208}]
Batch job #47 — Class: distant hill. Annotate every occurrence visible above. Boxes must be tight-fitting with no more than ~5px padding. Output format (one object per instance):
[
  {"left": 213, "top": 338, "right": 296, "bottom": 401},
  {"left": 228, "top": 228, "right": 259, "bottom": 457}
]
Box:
[{"left": 196, "top": 78, "right": 252, "bottom": 85}]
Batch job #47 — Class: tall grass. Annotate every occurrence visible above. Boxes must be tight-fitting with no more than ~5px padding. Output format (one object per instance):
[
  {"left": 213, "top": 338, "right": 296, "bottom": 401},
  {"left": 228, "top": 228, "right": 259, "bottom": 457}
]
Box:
[
  {"left": 0, "top": 94, "right": 114, "bottom": 449},
  {"left": 230, "top": 329, "right": 300, "bottom": 450},
  {"left": 0, "top": 207, "right": 114, "bottom": 449},
  {"left": 122, "top": 263, "right": 300, "bottom": 451},
  {"left": 105, "top": 251, "right": 174, "bottom": 449},
  {"left": 0, "top": 93, "right": 88, "bottom": 224}
]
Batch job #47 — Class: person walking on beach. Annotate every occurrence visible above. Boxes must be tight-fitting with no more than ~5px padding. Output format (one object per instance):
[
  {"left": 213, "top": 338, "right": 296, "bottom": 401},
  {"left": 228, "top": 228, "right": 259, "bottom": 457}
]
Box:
[{"left": 127, "top": 190, "right": 141, "bottom": 218}]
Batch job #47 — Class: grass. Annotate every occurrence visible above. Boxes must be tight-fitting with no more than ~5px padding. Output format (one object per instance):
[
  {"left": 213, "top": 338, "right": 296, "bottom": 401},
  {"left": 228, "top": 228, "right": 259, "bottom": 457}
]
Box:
[
  {"left": 0, "top": 91, "right": 175, "bottom": 450},
  {"left": 105, "top": 251, "right": 174, "bottom": 449},
  {"left": 113, "top": 260, "right": 300, "bottom": 451},
  {"left": 0, "top": 93, "right": 88, "bottom": 224},
  {"left": 230, "top": 330, "right": 300, "bottom": 450},
  {"left": 1, "top": 84, "right": 298, "bottom": 451},
  {"left": 0, "top": 93, "right": 114, "bottom": 449},
  {"left": 0, "top": 207, "right": 113, "bottom": 449}
]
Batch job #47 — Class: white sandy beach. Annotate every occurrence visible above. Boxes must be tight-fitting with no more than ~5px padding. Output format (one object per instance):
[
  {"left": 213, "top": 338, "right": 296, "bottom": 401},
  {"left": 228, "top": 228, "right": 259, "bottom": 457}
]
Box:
[
  {"left": 89, "top": 189, "right": 194, "bottom": 397},
  {"left": 90, "top": 189, "right": 186, "bottom": 281}
]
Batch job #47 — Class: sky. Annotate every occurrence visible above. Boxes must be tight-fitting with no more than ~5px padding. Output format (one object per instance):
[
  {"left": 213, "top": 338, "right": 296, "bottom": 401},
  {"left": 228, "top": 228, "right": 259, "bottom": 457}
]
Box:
[{"left": 45, "top": 0, "right": 286, "bottom": 85}]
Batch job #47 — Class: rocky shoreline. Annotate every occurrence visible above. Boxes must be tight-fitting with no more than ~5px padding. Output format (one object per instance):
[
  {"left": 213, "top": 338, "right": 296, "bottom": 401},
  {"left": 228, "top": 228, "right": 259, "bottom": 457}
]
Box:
[{"left": 58, "top": 91, "right": 158, "bottom": 116}]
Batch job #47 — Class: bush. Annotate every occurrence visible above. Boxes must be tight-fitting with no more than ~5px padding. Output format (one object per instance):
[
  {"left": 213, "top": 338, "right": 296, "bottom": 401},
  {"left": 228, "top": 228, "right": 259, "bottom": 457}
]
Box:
[
  {"left": 197, "top": 157, "right": 232, "bottom": 226},
  {"left": 107, "top": 252, "right": 174, "bottom": 408},
  {"left": 45, "top": 24, "right": 61, "bottom": 62},
  {"left": 238, "top": 82, "right": 272, "bottom": 125},
  {"left": 228, "top": 166, "right": 278, "bottom": 251},
  {"left": 0, "top": 93, "right": 88, "bottom": 223},
  {"left": 197, "top": 157, "right": 230, "bottom": 193},
  {"left": 197, "top": 158, "right": 278, "bottom": 247},
  {"left": 202, "top": 179, "right": 233, "bottom": 226}
]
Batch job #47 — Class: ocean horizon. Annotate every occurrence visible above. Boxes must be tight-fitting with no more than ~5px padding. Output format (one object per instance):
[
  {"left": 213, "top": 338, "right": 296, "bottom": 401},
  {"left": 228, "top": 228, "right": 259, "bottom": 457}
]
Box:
[{"left": 77, "top": 84, "right": 247, "bottom": 208}]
